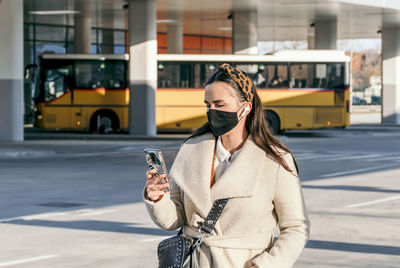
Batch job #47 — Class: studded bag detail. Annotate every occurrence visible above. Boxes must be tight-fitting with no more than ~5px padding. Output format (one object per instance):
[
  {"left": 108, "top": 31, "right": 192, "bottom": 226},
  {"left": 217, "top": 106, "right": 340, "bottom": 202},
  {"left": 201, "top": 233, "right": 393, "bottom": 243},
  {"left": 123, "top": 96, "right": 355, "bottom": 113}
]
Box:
[
  {"left": 157, "top": 230, "right": 190, "bottom": 268},
  {"left": 157, "top": 198, "right": 228, "bottom": 268}
]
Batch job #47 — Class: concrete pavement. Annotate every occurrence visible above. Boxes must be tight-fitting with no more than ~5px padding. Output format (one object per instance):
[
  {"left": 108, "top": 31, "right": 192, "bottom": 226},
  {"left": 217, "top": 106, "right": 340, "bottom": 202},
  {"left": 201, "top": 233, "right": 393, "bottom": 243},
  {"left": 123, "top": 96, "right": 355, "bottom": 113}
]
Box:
[{"left": 0, "top": 126, "right": 399, "bottom": 267}]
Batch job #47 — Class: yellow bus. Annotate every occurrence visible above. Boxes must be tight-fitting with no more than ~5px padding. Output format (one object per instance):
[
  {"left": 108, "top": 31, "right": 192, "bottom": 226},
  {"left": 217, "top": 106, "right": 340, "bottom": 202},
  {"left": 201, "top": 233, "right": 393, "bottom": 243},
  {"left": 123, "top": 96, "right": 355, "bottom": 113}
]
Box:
[{"left": 34, "top": 51, "right": 351, "bottom": 134}]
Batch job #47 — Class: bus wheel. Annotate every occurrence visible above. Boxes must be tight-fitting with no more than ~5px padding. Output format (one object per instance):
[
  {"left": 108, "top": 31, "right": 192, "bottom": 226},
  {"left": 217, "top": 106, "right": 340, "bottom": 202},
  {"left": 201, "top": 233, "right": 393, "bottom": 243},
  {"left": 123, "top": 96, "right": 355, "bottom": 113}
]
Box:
[
  {"left": 99, "top": 116, "right": 113, "bottom": 133},
  {"left": 90, "top": 111, "right": 119, "bottom": 134},
  {"left": 265, "top": 110, "right": 281, "bottom": 135}
]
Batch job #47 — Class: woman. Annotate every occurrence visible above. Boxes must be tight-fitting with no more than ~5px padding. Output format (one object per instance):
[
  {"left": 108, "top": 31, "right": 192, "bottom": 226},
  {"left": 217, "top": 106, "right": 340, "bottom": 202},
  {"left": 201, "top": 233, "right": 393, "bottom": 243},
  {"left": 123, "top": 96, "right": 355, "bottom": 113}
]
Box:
[{"left": 143, "top": 63, "right": 311, "bottom": 268}]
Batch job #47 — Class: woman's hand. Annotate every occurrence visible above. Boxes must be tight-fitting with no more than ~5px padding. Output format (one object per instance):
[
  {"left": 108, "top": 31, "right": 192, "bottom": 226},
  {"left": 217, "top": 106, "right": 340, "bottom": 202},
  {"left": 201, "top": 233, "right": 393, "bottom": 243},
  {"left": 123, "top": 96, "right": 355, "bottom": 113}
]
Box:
[{"left": 145, "top": 169, "right": 170, "bottom": 201}]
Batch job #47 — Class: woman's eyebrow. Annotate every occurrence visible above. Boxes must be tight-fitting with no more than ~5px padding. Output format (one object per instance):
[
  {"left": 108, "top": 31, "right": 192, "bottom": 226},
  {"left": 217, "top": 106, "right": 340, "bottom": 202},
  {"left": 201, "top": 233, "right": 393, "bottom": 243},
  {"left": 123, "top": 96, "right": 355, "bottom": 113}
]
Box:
[{"left": 204, "top": 100, "right": 225, "bottom": 104}]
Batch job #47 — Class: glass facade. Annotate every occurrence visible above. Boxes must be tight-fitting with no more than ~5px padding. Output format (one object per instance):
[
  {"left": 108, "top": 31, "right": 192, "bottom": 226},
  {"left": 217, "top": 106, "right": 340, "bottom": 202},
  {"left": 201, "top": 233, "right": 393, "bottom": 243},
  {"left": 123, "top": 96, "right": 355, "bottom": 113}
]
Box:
[{"left": 24, "top": 22, "right": 128, "bottom": 66}]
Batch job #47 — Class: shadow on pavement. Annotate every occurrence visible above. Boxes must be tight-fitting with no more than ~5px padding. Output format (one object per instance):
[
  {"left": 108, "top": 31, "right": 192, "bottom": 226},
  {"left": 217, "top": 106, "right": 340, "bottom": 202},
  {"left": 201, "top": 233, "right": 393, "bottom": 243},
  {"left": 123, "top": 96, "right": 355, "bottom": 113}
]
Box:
[
  {"left": 306, "top": 239, "right": 400, "bottom": 256},
  {"left": 7, "top": 219, "right": 177, "bottom": 236},
  {"left": 302, "top": 185, "right": 400, "bottom": 193}
]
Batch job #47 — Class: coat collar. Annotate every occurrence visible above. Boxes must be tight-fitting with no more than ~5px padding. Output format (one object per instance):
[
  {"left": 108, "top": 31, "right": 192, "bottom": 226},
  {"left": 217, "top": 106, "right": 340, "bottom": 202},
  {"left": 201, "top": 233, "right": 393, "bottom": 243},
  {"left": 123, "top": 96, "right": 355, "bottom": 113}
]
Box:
[{"left": 170, "top": 132, "right": 268, "bottom": 218}]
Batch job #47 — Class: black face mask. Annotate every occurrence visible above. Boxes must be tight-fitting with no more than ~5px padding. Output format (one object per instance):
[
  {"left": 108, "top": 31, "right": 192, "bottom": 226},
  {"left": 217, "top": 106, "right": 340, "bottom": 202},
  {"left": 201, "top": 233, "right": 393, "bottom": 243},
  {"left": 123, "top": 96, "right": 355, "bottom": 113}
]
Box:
[{"left": 207, "top": 103, "right": 246, "bottom": 136}]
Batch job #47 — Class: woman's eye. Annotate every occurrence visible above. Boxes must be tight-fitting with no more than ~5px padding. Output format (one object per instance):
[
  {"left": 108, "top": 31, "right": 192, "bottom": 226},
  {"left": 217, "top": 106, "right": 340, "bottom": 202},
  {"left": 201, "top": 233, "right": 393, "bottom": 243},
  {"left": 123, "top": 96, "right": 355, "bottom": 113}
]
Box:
[{"left": 216, "top": 104, "right": 223, "bottom": 107}]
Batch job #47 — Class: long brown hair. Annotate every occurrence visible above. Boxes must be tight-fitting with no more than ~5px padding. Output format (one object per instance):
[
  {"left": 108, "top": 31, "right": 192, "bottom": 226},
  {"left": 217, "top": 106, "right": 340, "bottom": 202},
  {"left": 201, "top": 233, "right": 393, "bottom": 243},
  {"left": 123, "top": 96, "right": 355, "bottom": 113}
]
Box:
[{"left": 182, "top": 69, "right": 299, "bottom": 176}]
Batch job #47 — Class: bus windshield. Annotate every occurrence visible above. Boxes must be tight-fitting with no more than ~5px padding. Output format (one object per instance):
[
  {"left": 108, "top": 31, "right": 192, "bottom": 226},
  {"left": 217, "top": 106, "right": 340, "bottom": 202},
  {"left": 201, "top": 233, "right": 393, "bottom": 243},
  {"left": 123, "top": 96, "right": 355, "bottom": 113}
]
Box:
[
  {"left": 39, "top": 59, "right": 127, "bottom": 103},
  {"left": 42, "top": 61, "right": 73, "bottom": 102}
]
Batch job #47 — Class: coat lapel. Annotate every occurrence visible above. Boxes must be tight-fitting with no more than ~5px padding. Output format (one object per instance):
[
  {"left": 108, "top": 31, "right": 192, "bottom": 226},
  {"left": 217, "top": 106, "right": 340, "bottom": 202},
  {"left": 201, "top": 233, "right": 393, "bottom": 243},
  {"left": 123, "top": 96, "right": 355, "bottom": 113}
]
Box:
[
  {"left": 170, "top": 132, "right": 216, "bottom": 218},
  {"left": 210, "top": 134, "right": 266, "bottom": 201}
]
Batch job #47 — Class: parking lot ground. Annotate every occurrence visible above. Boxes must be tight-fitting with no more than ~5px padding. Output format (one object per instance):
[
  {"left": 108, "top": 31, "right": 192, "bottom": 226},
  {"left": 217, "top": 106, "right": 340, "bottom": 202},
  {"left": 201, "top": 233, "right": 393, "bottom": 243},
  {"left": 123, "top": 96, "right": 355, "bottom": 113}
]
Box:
[{"left": 1, "top": 126, "right": 399, "bottom": 267}]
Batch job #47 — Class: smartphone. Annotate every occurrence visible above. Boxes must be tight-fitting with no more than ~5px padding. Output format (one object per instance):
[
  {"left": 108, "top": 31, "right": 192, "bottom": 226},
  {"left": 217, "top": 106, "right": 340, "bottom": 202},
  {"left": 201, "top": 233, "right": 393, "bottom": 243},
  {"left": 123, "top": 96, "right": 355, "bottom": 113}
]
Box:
[{"left": 144, "top": 148, "right": 170, "bottom": 192}]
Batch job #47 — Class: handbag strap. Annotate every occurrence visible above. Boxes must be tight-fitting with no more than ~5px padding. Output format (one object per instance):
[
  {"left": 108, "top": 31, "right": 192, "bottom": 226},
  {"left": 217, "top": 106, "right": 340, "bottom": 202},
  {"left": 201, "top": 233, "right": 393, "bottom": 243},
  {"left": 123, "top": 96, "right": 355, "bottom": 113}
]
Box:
[
  {"left": 187, "top": 198, "right": 228, "bottom": 251},
  {"left": 202, "top": 137, "right": 228, "bottom": 235},
  {"left": 199, "top": 198, "right": 228, "bottom": 235},
  {"left": 179, "top": 198, "right": 229, "bottom": 238}
]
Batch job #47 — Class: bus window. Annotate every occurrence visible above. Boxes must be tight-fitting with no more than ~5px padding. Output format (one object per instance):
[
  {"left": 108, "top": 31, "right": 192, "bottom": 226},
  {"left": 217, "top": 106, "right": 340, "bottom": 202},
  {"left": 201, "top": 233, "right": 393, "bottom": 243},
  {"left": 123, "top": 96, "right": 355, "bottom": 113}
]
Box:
[
  {"left": 326, "top": 63, "right": 345, "bottom": 88},
  {"left": 290, "top": 63, "right": 316, "bottom": 88},
  {"left": 76, "top": 61, "right": 101, "bottom": 88},
  {"left": 315, "top": 63, "right": 327, "bottom": 88},
  {"left": 263, "top": 64, "right": 288, "bottom": 88},
  {"left": 233, "top": 63, "right": 288, "bottom": 89},
  {"left": 158, "top": 62, "right": 192, "bottom": 88},
  {"left": 255, "top": 64, "right": 268, "bottom": 88},
  {"left": 43, "top": 63, "right": 72, "bottom": 102},
  {"left": 290, "top": 63, "right": 345, "bottom": 89},
  {"left": 101, "top": 61, "right": 126, "bottom": 89},
  {"left": 75, "top": 60, "right": 126, "bottom": 89},
  {"left": 192, "top": 63, "right": 219, "bottom": 88}
]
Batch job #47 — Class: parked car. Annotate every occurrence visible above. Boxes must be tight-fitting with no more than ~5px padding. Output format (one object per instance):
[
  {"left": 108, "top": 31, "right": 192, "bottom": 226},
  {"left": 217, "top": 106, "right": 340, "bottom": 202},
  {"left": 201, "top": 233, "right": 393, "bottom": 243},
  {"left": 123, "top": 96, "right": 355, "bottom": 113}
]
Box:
[
  {"left": 371, "top": 96, "right": 381, "bottom": 105},
  {"left": 352, "top": 96, "right": 367, "bottom": 105}
]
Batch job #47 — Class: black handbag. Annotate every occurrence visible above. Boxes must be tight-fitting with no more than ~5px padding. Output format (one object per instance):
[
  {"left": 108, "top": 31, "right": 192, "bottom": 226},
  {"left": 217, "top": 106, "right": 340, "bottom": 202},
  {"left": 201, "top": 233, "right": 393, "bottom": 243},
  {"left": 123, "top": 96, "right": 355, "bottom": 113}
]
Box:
[{"left": 157, "top": 198, "right": 228, "bottom": 268}]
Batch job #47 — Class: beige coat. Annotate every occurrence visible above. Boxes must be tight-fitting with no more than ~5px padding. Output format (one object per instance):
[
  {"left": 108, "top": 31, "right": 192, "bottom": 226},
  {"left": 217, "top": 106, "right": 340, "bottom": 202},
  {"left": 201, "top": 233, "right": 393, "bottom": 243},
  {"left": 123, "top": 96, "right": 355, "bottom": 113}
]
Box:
[{"left": 143, "top": 132, "right": 311, "bottom": 268}]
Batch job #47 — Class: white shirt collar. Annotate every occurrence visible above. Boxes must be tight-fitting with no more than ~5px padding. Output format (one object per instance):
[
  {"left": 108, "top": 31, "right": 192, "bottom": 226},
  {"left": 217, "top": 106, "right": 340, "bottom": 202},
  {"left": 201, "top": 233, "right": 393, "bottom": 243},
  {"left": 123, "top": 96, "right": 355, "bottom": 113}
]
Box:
[{"left": 216, "top": 136, "right": 243, "bottom": 163}]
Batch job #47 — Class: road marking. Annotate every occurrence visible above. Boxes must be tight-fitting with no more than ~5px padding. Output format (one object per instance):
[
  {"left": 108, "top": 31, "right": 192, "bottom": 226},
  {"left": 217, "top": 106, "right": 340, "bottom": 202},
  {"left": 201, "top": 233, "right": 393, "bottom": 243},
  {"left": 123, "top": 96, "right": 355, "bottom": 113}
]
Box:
[
  {"left": 297, "top": 153, "right": 344, "bottom": 160},
  {"left": 138, "top": 237, "right": 166, "bottom": 243},
  {"left": 79, "top": 209, "right": 115, "bottom": 216},
  {"left": 365, "top": 155, "right": 400, "bottom": 162},
  {"left": 0, "top": 208, "right": 115, "bottom": 223},
  {"left": 346, "top": 195, "right": 400, "bottom": 208},
  {"left": 320, "top": 163, "right": 399, "bottom": 178},
  {"left": 0, "top": 212, "right": 71, "bottom": 223},
  {"left": 293, "top": 153, "right": 315, "bottom": 157},
  {"left": 318, "top": 154, "right": 382, "bottom": 161},
  {"left": 0, "top": 255, "right": 58, "bottom": 267}
]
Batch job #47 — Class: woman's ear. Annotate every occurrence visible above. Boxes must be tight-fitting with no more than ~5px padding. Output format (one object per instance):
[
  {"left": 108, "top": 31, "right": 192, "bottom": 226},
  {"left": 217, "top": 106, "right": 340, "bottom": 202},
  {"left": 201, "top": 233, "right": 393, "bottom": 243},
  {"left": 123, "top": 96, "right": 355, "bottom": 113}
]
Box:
[{"left": 245, "top": 102, "right": 253, "bottom": 113}]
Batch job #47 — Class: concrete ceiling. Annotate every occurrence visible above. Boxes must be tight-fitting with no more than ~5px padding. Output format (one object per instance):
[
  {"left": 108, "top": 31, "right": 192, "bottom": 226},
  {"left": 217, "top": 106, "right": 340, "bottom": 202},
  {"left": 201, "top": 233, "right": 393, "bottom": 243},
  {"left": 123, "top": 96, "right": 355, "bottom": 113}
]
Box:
[{"left": 23, "top": 0, "right": 400, "bottom": 41}]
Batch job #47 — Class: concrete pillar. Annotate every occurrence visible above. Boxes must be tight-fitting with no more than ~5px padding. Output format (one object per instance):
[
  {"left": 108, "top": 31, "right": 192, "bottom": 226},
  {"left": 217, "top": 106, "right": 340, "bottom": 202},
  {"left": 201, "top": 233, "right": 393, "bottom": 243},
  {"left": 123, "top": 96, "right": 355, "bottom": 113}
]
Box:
[
  {"left": 24, "top": 23, "right": 33, "bottom": 124},
  {"left": 307, "top": 23, "right": 315, "bottom": 50},
  {"left": 314, "top": 19, "right": 337, "bottom": 49},
  {"left": 381, "top": 27, "right": 400, "bottom": 125},
  {"left": 74, "top": 0, "right": 91, "bottom": 54},
  {"left": 307, "top": 35, "right": 315, "bottom": 50},
  {"left": 167, "top": 10, "right": 183, "bottom": 54},
  {"left": 232, "top": 10, "right": 258, "bottom": 55},
  {"left": 0, "top": 0, "right": 24, "bottom": 141},
  {"left": 128, "top": 0, "right": 157, "bottom": 136}
]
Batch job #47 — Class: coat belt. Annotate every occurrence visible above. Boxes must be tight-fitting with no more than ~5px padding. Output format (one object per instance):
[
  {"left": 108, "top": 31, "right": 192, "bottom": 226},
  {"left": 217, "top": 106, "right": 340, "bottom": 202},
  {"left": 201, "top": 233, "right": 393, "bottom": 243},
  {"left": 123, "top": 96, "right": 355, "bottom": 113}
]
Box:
[{"left": 183, "top": 226, "right": 274, "bottom": 250}]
